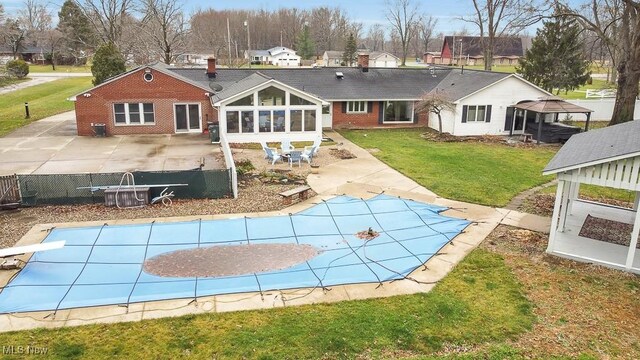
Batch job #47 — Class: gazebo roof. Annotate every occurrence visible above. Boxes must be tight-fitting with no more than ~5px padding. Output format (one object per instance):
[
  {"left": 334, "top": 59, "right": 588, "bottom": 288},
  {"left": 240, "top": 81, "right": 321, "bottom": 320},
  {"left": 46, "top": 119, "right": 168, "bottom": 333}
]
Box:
[
  {"left": 543, "top": 120, "right": 640, "bottom": 175},
  {"left": 512, "top": 97, "right": 594, "bottom": 114}
]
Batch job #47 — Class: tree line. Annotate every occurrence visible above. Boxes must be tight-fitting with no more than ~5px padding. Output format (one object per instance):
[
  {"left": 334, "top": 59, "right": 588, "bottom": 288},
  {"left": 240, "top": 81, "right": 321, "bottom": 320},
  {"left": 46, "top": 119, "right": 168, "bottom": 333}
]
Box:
[{"left": 1, "top": 0, "right": 638, "bottom": 124}]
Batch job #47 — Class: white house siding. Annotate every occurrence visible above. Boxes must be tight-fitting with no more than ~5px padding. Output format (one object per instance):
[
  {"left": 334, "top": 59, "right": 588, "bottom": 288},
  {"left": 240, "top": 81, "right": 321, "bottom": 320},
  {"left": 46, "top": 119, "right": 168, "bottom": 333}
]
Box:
[
  {"left": 566, "top": 99, "right": 640, "bottom": 121},
  {"left": 370, "top": 54, "right": 399, "bottom": 68},
  {"left": 431, "top": 76, "right": 550, "bottom": 136}
]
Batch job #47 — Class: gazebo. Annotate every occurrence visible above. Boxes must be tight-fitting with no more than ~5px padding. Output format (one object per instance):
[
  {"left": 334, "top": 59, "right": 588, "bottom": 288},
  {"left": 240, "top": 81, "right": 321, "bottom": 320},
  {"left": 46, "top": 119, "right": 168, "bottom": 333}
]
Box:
[
  {"left": 543, "top": 120, "right": 640, "bottom": 273},
  {"left": 510, "top": 97, "right": 594, "bottom": 144}
]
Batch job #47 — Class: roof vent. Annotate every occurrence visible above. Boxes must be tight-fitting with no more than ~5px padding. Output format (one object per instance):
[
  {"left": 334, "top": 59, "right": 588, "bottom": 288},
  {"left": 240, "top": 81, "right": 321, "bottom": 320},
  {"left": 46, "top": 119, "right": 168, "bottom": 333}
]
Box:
[{"left": 336, "top": 72, "right": 344, "bottom": 79}]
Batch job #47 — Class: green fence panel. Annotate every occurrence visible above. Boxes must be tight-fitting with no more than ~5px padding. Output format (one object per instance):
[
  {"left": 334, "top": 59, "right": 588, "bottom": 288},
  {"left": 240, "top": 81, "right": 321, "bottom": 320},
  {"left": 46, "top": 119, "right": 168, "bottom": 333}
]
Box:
[{"left": 17, "top": 169, "right": 232, "bottom": 206}]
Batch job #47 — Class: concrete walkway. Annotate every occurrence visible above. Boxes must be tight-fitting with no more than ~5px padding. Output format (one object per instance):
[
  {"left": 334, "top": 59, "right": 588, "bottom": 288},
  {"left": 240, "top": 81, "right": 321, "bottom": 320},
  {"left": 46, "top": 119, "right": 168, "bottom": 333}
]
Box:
[
  {"left": 0, "top": 72, "right": 92, "bottom": 95},
  {"left": 308, "top": 131, "right": 551, "bottom": 234}
]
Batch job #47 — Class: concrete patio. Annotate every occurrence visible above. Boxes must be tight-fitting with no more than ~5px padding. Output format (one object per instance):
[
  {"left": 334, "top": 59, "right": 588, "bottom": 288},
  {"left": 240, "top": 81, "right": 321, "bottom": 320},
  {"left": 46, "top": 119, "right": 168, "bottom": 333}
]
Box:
[{"left": 0, "top": 111, "right": 224, "bottom": 175}]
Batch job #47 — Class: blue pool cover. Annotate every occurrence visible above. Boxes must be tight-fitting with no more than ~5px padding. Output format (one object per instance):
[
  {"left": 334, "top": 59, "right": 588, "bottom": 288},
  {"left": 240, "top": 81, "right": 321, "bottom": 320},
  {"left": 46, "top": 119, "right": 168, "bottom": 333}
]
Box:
[{"left": 0, "top": 194, "right": 470, "bottom": 313}]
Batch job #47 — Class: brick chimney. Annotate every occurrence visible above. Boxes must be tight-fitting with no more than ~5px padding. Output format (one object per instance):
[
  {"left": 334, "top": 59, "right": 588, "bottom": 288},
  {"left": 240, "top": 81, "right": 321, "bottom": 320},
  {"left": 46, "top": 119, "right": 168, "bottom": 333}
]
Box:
[
  {"left": 357, "top": 53, "right": 370, "bottom": 72},
  {"left": 207, "top": 57, "right": 217, "bottom": 77}
]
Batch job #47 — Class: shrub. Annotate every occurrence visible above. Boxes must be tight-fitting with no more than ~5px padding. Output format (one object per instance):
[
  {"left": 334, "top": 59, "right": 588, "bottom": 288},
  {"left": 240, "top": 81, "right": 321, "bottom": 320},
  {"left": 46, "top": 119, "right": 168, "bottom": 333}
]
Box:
[
  {"left": 6, "top": 59, "right": 29, "bottom": 78},
  {"left": 91, "top": 42, "right": 126, "bottom": 85},
  {"left": 235, "top": 159, "right": 255, "bottom": 176}
]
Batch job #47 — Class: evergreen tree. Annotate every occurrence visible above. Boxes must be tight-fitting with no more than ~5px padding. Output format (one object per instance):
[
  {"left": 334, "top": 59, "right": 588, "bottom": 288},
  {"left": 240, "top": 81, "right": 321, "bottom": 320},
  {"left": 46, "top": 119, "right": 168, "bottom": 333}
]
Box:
[
  {"left": 296, "top": 25, "right": 316, "bottom": 60},
  {"left": 57, "top": 0, "right": 97, "bottom": 64},
  {"left": 517, "top": 13, "right": 591, "bottom": 94},
  {"left": 342, "top": 33, "right": 357, "bottom": 66},
  {"left": 91, "top": 42, "right": 126, "bottom": 85}
]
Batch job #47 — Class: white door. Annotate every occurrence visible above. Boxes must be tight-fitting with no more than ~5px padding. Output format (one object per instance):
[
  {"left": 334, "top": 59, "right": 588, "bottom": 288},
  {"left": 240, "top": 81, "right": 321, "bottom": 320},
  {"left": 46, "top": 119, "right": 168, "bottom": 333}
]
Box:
[
  {"left": 322, "top": 104, "right": 332, "bottom": 128},
  {"left": 174, "top": 104, "right": 201, "bottom": 133}
]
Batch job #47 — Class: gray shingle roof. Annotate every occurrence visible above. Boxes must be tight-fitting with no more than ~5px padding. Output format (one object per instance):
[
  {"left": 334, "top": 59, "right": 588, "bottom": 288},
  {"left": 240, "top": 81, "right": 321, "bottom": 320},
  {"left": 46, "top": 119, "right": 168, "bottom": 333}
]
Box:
[
  {"left": 171, "top": 67, "right": 459, "bottom": 101},
  {"left": 211, "top": 73, "right": 271, "bottom": 103},
  {"left": 433, "top": 69, "right": 511, "bottom": 101},
  {"left": 543, "top": 120, "right": 640, "bottom": 174}
]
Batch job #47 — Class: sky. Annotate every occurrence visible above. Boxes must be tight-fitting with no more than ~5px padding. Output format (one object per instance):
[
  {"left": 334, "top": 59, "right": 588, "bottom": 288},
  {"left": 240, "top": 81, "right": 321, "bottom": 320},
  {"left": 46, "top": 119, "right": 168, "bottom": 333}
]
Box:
[{"left": 3, "top": 0, "right": 586, "bottom": 35}]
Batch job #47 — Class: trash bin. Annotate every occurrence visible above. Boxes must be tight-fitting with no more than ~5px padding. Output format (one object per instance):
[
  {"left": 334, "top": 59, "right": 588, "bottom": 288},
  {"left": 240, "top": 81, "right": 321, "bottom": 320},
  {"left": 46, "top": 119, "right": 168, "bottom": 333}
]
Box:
[
  {"left": 208, "top": 123, "right": 220, "bottom": 143},
  {"left": 93, "top": 123, "right": 106, "bottom": 137}
]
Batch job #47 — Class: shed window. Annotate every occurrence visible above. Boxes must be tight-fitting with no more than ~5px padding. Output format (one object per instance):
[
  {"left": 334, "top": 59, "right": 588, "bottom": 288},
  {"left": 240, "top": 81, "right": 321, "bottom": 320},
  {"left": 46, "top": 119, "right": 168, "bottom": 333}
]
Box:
[{"left": 113, "top": 103, "right": 154, "bottom": 125}]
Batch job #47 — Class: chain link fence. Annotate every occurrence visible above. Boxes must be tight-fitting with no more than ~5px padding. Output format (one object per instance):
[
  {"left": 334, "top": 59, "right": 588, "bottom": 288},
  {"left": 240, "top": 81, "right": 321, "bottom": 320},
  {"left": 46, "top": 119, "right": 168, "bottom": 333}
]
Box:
[{"left": 17, "top": 169, "right": 232, "bottom": 206}]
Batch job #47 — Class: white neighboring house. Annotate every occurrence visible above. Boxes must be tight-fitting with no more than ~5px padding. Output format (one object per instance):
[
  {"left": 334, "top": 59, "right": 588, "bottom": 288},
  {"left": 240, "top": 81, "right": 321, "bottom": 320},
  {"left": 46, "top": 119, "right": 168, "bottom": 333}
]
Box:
[
  {"left": 175, "top": 52, "right": 216, "bottom": 65},
  {"left": 245, "top": 47, "right": 301, "bottom": 67},
  {"left": 368, "top": 51, "right": 400, "bottom": 68},
  {"left": 428, "top": 73, "right": 551, "bottom": 136},
  {"left": 322, "top": 51, "right": 343, "bottom": 67}
]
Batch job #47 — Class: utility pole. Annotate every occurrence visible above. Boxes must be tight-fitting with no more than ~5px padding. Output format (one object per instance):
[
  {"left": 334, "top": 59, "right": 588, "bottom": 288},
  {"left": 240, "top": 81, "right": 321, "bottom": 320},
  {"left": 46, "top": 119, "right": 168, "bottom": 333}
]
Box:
[
  {"left": 280, "top": 30, "right": 283, "bottom": 47},
  {"left": 244, "top": 20, "right": 251, "bottom": 69}
]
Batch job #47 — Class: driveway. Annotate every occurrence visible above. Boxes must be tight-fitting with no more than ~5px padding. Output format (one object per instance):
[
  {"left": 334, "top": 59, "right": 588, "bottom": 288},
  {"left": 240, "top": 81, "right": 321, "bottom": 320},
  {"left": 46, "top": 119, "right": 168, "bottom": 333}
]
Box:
[
  {"left": 0, "top": 73, "right": 92, "bottom": 95},
  {"left": 0, "top": 111, "right": 225, "bottom": 175}
]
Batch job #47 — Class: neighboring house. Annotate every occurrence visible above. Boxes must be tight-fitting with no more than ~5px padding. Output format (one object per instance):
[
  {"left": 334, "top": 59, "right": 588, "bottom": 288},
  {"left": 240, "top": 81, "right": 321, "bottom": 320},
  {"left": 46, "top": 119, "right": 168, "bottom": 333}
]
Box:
[
  {"left": 423, "top": 51, "right": 443, "bottom": 64},
  {"left": 322, "top": 51, "right": 343, "bottom": 67},
  {"left": 440, "top": 36, "right": 524, "bottom": 66},
  {"left": 72, "top": 55, "right": 552, "bottom": 142},
  {"left": 245, "top": 47, "right": 301, "bottom": 67},
  {"left": 323, "top": 50, "right": 399, "bottom": 68},
  {"left": 174, "top": 52, "right": 216, "bottom": 66},
  {"left": 0, "top": 45, "right": 47, "bottom": 65},
  {"left": 368, "top": 51, "right": 400, "bottom": 68}
]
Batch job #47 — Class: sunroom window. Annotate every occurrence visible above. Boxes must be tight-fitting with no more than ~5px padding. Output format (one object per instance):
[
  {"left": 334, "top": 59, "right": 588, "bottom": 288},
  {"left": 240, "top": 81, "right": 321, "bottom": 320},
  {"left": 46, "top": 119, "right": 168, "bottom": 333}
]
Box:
[{"left": 258, "top": 86, "right": 286, "bottom": 106}]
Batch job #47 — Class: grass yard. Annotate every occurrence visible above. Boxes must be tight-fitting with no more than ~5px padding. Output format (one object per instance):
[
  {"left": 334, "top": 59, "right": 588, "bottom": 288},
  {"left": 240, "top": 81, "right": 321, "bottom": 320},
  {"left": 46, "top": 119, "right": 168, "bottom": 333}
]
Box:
[
  {"left": 0, "top": 77, "right": 92, "bottom": 137},
  {"left": 0, "top": 249, "right": 535, "bottom": 359},
  {"left": 557, "top": 79, "right": 614, "bottom": 100},
  {"left": 0, "top": 77, "right": 29, "bottom": 87},
  {"left": 339, "top": 128, "right": 557, "bottom": 207},
  {"left": 28, "top": 64, "right": 91, "bottom": 73}
]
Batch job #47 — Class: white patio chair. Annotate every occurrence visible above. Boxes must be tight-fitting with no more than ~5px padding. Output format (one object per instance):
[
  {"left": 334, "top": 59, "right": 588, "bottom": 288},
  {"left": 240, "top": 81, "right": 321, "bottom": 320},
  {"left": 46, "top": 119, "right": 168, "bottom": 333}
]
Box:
[{"left": 281, "top": 139, "right": 295, "bottom": 154}]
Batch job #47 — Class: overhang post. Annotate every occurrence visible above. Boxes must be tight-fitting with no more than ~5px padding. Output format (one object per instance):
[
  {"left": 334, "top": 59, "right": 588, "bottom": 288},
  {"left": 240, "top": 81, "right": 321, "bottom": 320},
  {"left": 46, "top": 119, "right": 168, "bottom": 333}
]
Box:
[
  {"left": 547, "top": 179, "right": 566, "bottom": 253},
  {"left": 585, "top": 112, "right": 591, "bottom": 132},
  {"left": 536, "top": 112, "right": 542, "bottom": 145},
  {"left": 634, "top": 191, "right": 639, "bottom": 211},
  {"left": 625, "top": 207, "right": 640, "bottom": 270}
]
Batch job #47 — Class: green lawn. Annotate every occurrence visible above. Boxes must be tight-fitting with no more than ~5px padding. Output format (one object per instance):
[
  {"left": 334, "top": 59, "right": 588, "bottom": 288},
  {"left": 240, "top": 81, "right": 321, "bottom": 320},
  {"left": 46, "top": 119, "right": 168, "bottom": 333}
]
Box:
[
  {"left": 557, "top": 79, "right": 614, "bottom": 100},
  {"left": 340, "top": 128, "right": 557, "bottom": 207},
  {"left": 0, "top": 77, "right": 92, "bottom": 137},
  {"left": 0, "top": 77, "right": 29, "bottom": 87},
  {"left": 0, "top": 249, "right": 535, "bottom": 359},
  {"left": 28, "top": 64, "right": 91, "bottom": 73},
  {"left": 541, "top": 183, "right": 636, "bottom": 203}
]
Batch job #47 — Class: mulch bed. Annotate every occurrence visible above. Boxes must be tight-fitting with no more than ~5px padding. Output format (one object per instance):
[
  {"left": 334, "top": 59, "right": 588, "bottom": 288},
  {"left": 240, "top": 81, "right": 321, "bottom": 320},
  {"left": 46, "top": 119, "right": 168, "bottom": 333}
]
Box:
[
  {"left": 329, "top": 148, "right": 357, "bottom": 159},
  {"left": 143, "top": 243, "right": 319, "bottom": 277},
  {"left": 579, "top": 215, "right": 638, "bottom": 248}
]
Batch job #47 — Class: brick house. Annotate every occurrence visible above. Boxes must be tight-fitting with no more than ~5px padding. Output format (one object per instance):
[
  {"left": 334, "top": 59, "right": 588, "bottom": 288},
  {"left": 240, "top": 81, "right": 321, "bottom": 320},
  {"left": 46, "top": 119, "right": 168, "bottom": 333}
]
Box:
[
  {"left": 73, "top": 54, "right": 552, "bottom": 141},
  {"left": 439, "top": 36, "right": 525, "bottom": 66}
]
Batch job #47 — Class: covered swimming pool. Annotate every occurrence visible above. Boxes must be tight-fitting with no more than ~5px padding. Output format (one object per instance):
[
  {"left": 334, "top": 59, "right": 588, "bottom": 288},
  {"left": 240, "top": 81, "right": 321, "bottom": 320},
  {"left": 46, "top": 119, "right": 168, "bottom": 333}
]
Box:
[{"left": 0, "top": 194, "right": 470, "bottom": 314}]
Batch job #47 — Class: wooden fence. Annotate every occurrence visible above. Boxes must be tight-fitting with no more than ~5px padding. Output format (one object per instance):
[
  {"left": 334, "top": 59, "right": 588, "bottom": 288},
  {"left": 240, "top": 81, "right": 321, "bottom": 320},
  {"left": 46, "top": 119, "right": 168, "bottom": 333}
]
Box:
[{"left": 0, "top": 175, "right": 20, "bottom": 204}]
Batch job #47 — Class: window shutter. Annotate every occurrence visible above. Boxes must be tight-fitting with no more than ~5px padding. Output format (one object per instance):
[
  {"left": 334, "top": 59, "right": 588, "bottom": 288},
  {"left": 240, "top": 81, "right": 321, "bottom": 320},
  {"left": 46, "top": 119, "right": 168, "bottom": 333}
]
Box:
[
  {"left": 367, "top": 101, "right": 373, "bottom": 113},
  {"left": 485, "top": 105, "right": 492, "bottom": 123},
  {"left": 342, "top": 102, "right": 347, "bottom": 113},
  {"left": 378, "top": 101, "right": 384, "bottom": 124},
  {"left": 461, "top": 105, "right": 468, "bottom": 123}
]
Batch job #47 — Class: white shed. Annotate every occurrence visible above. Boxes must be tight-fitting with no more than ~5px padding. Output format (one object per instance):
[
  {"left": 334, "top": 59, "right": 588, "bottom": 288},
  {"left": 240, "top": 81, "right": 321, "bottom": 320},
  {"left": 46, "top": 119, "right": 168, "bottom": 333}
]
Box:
[{"left": 543, "top": 120, "right": 640, "bottom": 274}]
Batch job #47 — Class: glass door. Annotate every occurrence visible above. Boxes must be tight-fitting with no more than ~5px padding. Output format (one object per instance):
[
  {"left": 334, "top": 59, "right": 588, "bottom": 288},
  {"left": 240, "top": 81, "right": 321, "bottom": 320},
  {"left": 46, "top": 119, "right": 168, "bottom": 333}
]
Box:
[{"left": 174, "top": 104, "right": 201, "bottom": 133}]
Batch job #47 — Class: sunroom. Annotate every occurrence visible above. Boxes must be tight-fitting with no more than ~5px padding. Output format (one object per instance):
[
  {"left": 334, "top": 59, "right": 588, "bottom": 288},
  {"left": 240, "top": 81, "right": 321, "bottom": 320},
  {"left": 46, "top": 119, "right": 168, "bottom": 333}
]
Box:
[{"left": 212, "top": 75, "right": 327, "bottom": 143}]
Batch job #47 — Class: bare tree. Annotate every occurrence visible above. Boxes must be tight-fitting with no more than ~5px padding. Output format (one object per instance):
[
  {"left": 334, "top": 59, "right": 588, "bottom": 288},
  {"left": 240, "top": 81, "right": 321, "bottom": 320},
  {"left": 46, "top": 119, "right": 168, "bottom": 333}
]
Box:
[
  {"left": 75, "top": 0, "right": 135, "bottom": 47},
  {"left": 41, "top": 29, "right": 64, "bottom": 69},
  {"left": 366, "top": 23, "right": 386, "bottom": 51},
  {"left": 18, "top": 0, "right": 52, "bottom": 46},
  {"left": 415, "top": 90, "right": 456, "bottom": 134},
  {"left": 418, "top": 15, "right": 438, "bottom": 56},
  {"left": 462, "top": 0, "right": 543, "bottom": 70},
  {"left": 139, "top": 0, "right": 188, "bottom": 64},
  {"left": 385, "top": 0, "right": 421, "bottom": 65},
  {"left": 558, "top": 0, "right": 639, "bottom": 124}
]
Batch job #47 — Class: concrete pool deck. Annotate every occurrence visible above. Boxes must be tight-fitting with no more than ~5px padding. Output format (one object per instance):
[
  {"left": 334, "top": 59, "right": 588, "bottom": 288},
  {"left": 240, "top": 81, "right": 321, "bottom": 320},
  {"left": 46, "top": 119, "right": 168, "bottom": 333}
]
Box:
[{"left": 0, "top": 130, "right": 551, "bottom": 332}]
